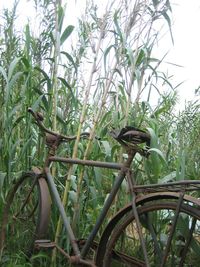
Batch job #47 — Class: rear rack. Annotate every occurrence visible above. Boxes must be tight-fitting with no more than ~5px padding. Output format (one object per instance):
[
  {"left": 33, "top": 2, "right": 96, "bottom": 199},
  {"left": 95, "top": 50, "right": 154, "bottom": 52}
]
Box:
[{"left": 133, "top": 180, "right": 200, "bottom": 193}]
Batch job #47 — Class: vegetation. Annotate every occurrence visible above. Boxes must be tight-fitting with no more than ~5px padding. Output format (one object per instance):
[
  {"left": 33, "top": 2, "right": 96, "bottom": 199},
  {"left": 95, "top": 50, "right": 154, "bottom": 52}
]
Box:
[{"left": 0, "top": 0, "right": 199, "bottom": 266}]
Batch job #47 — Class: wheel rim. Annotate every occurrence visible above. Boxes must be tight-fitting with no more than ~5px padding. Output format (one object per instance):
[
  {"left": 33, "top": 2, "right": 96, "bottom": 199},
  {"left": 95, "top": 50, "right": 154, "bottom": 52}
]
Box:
[
  {"left": 0, "top": 173, "right": 44, "bottom": 259},
  {"left": 103, "top": 201, "right": 200, "bottom": 267},
  {"left": 9, "top": 175, "right": 39, "bottom": 255}
]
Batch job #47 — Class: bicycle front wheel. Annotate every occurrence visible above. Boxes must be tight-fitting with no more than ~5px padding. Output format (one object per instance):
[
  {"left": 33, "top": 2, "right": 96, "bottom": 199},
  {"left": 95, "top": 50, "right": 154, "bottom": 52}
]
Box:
[
  {"left": 101, "top": 200, "right": 200, "bottom": 267},
  {"left": 0, "top": 172, "right": 51, "bottom": 259}
]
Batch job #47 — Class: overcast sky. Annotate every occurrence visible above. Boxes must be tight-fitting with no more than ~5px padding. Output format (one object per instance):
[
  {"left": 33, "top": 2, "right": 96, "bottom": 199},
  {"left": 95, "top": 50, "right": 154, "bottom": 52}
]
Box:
[
  {"left": 0, "top": 0, "right": 200, "bottom": 109},
  {"left": 159, "top": 0, "right": 200, "bottom": 107}
]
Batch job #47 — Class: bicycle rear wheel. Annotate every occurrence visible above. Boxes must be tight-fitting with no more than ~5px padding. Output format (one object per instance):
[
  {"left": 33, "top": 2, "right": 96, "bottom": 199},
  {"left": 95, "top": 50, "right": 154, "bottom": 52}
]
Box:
[
  {"left": 0, "top": 172, "right": 51, "bottom": 259},
  {"left": 100, "top": 200, "right": 200, "bottom": 267}
]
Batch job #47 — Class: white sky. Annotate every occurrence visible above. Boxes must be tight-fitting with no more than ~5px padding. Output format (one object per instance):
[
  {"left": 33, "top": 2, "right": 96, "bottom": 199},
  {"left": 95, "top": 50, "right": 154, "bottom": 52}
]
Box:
[
  {"left": 158, "top": 0, "right": 200, "bottom": 107},
  {"left": 0, "top": 0, "right": 200, "bottom": 109}
]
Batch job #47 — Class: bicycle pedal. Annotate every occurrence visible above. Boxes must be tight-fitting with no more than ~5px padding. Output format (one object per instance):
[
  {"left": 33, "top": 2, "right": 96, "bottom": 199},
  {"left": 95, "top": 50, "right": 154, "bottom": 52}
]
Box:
[{"left": 35, "top": 239, "right": 55, "bottom": 248}]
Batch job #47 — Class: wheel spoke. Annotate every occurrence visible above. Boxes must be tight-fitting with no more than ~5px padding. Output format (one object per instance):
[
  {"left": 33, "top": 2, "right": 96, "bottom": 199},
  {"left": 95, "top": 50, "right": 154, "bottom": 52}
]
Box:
[
  {"left": 97, "top": 200, "right": 200, "bottom": 267},
  {"left": 161, "top": 193, "right": 184, "bottom": 267},
  {"left": 178, "top": 217, "right": 197, "bottom": 267},
  {"left": 0, "top": 173, "right": 50, "bottom": 260},
  {"left": 111, "top": 249, "right": 145, "bottom": 266}
]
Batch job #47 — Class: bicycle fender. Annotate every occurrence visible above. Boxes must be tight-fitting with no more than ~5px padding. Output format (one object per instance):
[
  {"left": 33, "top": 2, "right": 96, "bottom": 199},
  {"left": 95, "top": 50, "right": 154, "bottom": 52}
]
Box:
[
  {"left": 37, "top": 177, "right": 52, "bottom": 237},
  {"left": 96, "top": 191, "right": 200, "bottom": 265}
]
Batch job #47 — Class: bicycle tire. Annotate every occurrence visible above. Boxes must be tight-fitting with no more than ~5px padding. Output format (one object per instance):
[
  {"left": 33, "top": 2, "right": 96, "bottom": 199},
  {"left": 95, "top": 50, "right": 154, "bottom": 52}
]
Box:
[
  {"left": 99, "top": 200, "right": 200, "bottom": 267},
  {"left": 0, "top": 172, "right": 51, "bottom": 260}
]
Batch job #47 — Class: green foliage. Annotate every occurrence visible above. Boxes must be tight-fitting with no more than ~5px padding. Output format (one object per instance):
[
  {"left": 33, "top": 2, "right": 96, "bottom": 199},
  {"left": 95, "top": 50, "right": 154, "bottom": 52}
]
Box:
[{"left": 0, "top": 0, "right": 199, "bottom": 265}]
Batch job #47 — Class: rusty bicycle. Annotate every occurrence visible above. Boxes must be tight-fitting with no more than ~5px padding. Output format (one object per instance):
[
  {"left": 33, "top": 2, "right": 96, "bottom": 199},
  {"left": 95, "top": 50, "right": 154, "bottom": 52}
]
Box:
[{"left": 1, "top": 108, "right": 200, "bottom": 266}]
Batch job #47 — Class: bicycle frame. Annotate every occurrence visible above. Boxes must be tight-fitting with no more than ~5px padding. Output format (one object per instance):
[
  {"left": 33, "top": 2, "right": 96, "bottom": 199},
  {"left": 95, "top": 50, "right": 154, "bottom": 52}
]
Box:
[
  {"left": 40, "top": 153, "right": 200, "bottom": 266},
  {"left": 42, "top": 150, "right": 136, "bottom": 264},
  {"left": 41, "top": 154, "right": 200, "bottom": 266}
]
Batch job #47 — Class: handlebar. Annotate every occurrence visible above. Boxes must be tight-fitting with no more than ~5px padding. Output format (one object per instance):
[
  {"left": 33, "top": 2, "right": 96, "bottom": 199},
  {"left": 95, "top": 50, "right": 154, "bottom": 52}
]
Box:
[{"left": 28, "top": 108, "right": 89, "bottom": 141}]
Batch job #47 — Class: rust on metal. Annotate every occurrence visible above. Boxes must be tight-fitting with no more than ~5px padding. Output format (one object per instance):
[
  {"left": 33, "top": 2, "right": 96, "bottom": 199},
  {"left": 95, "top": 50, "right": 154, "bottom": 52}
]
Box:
[
  {"left": 46, "top": 133, "right": 60, "bottom": 146},
  {"left": 48, "top": 156, "right": 123, "bottom": 170},
  {"left": 107, "top": 249, "right": 145, "bottom": 266},
  {"left": 127, "top": 171, "right": 150, "bottom": 266},
  {"left": 179, "top": 217, "right": 197, "bottom": 266},
  {"left": 133, "top": 180, "right": 200, "bottom": 193},
  {"left": 26, "top": 108, "right": 200, "bottom": 266},
  {"left": 37, "top": 178, "right": 51, "bottom": 237},
  {"left": 35, "top": 240, "right": 55, "bottom": 248},
  {"left": 160, "top": 192, "right": 185, "bottom": 266},
  {"left": 136, "top": 191, "right": 200, "bottom": 207},
  {"left": 96, "top": 190, "right": 200, "bottom": 265}
]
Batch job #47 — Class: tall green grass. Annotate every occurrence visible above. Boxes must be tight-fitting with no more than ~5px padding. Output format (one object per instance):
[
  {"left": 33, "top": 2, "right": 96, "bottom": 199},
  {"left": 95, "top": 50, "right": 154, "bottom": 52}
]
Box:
[{"left": 0, "top": 0, "right": 199, "bottom": 266}]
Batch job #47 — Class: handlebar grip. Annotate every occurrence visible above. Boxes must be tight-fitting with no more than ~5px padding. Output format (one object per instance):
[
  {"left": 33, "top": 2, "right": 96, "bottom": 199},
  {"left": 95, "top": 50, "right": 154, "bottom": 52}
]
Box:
[
  {"left": 28, "top": 108, "right": 44, "bottom": 121},
  {"left": 27, "top": 107, "right": 34, "bottom": 115}
]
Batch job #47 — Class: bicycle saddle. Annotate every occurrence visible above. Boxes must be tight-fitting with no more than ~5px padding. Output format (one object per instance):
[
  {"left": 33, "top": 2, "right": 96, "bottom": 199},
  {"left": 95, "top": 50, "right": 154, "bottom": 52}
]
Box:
[{"left": 110, "top": 126, "right": 150, "bottom": 147}]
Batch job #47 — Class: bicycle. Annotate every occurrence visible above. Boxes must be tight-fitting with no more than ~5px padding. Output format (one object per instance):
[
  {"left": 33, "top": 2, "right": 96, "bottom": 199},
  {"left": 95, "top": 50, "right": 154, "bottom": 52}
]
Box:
[{"left": 1, "top": 108, "right": 200, "bottom": 266}]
